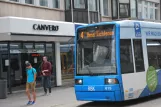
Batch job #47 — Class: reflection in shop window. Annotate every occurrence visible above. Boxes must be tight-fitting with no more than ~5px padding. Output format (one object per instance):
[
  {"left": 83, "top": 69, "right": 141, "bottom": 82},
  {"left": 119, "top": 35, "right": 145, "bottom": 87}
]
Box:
[
  {"left": 23, "top": 43, "right": 34, "bottom": 49},
  {"left": 60, "top": 44, "right": 74, "bottom": 74},
  {"left": 35, "top": 43, "right": 44, "bottom": 49},
  {"left": 46, "top": 43, "right": 53, "bottom": 62},
  {"left": 45, "top": 43, "right": 54, "bottom": 78},
  {"left": 10, "top": 43, "right": 21, "bottom": 49},
  {"left": 0, "top": 43, "right": 8, "bottom": 79},
  {"left": 0, "top": 44, "right": 8, "bottom": 51}
]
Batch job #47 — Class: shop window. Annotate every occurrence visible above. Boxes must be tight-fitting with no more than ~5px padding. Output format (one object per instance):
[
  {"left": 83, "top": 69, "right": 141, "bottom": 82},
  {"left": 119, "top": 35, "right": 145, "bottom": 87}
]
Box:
[
  {"left": 23, "top": 43, "right": 34, "bottom": 49},
  {"left": 147, "top": 40, "right": 161, "bottom": 69},
  {"left": 25, "top": 0, "right": 34, "bottom": 4},
  {"left": 40, "top": 0, "right": 48, "bottom": 7},
  {"left": 74, "top": 0, "right": 86, "bottom": 9},
  {"left": 133, "top": 40, "right": 145, "bottom": 72},
  {"left": 88, "top": 0, "right": 97, "bottom": 11},
  {"left": 35, "top": 43, "right": 44, "bottom": 49},
  {"left": 0, "top": 43, "right": 8, "bottom": 79},
  {"left": 60, "top": 44, "right": 74, "bottom": 74},
  {"left": 120, "top": 39, "right": 134, "bottom": 74},
  {"left": 45, "top": 43, "right": 54, "bottom": 81},
  {"left": 52, "top": 0, "right": 60, "bottom": 8},
  {"left": 45, "top": 43, "right": 53, "bottom": 62}
]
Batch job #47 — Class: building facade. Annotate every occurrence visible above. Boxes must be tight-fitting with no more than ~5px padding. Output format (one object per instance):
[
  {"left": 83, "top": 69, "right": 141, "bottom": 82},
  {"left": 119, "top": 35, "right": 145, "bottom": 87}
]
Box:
[
  {"left": 0, "top": 0, "right": 160, "bottom": 93},
  {"left": 0, "top": 0, "right": 160, "bottom": 22}
]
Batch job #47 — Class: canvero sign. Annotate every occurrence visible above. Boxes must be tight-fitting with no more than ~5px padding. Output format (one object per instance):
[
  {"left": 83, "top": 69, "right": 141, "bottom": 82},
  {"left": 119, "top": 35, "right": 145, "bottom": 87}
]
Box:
[{"left": 33, "top": 24, "right": 59, "bottom": 31}]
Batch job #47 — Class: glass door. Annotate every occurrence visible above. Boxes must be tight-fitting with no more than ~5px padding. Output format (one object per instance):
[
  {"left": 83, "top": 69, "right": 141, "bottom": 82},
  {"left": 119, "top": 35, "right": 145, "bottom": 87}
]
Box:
[
  {"left": 0, "top": 43, "right": 9, "bottom": 92},
  {"left": 10, "top": 43, "right": 22, "bottom": 88}
]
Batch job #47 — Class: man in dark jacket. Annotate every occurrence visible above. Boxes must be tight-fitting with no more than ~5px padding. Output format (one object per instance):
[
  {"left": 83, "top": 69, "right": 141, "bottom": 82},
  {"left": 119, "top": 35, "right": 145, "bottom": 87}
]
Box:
[{"left": 41, "top": 56, "right": 52, "bottom": 95}]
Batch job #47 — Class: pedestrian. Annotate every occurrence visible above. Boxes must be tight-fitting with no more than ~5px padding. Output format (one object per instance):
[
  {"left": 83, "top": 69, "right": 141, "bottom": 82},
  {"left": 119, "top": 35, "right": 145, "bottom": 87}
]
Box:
[
  {"left": 25, "top": 63, "right": 37, "bottom": 105},
  {"left": 41, "top": 56, "right": 52, "bottom": 95}
]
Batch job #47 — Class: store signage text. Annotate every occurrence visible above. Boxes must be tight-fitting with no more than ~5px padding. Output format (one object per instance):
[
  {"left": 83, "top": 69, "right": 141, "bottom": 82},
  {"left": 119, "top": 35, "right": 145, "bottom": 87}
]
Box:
[{"left": 33, "top": 24, "right": 59, "bottom": 31}]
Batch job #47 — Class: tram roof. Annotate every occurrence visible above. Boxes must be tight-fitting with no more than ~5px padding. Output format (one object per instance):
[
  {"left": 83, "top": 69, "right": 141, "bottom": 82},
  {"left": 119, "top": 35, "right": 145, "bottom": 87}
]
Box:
[{"left": 78, "top": 20, "right": 161, "bottom": 29}]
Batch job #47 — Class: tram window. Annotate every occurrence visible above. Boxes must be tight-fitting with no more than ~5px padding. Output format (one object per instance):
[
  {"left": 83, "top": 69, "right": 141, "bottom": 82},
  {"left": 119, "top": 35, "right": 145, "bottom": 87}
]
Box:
[
  {"left": 120, "top": 39, "right": 134, "bottom": 74},
  {"left": 133, "top": 40, "right": 145, "bottom": 72},
  {"left": 147, "top": 40, "right": 161, "bottom": 69}
]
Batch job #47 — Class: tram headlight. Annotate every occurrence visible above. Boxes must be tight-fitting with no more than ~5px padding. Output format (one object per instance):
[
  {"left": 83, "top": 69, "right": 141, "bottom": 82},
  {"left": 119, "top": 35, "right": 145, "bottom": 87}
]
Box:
[
  {"left": 75, "top": 79, "right": 83, "bottom": 85},
  {"left": 105, "top": 78, "right": 119, "bottom": 84}
]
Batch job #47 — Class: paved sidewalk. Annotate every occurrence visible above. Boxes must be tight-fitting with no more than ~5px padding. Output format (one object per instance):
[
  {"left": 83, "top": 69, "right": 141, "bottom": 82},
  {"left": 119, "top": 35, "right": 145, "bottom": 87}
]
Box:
[
  {"left": 0, "top": 87, "right": 84, "bottom": 107},
  {"left": 11, "top": 79, "right": 74, "bottom": 94}
]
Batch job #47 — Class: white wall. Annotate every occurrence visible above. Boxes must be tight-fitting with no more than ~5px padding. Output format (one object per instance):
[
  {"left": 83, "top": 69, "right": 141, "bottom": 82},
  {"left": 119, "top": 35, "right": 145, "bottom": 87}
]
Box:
[{"left": 0, "top": 17, "right": 76, "bottom": 36}]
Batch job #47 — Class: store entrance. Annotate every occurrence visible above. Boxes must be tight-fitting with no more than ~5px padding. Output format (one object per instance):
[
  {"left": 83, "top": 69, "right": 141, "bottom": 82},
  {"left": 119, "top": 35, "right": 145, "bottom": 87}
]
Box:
[{"left": 0, "top": 42, "right": 55, "bottom": 92}]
